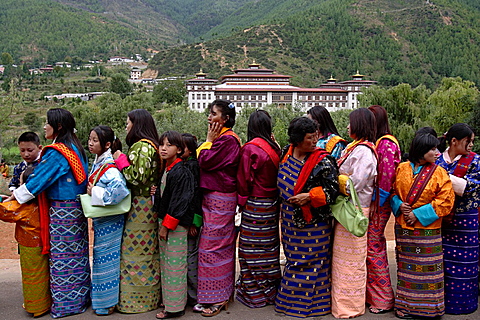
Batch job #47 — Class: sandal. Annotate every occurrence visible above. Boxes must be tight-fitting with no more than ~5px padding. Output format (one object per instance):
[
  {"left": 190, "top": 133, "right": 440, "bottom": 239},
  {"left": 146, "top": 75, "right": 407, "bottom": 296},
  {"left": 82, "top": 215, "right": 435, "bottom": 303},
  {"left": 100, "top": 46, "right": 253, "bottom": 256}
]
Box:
[
  {"left": 94, "top": 306, "right": 115, "bottom": 316},
  {"left": 369, "top": 307, "right": 393, "bottom": 314},
  {"left": 201, "top": 301, "right": 228, "bottom": 317},
  {"left": 156, "top": 310, "right": 185, "bottom": 319},
  {"left": 395, "top": 311, "right": 414, "bottom": 319},
  {"left": 193, "top": 304, "right": 206, "bottom": 313}
]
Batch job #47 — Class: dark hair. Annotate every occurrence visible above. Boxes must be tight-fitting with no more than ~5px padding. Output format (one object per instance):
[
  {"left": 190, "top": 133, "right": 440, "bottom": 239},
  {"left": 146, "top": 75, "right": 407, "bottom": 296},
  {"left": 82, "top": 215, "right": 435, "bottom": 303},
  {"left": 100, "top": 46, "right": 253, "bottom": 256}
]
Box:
[
  {"left": 307, "top": 105, "right": 339, "bottom": 137},
  {"left": 209, "top": 99, "right": 236, "bottom": 128},
  {"left": 349, "top": 108, "right": 376, "bottom": 142},
  {"left": 90, "top": 125, "right": 122, "bottom": 154},
  {"left": 47, "top": 108, "right": 86, "bottom": 160},
  {"left": 159, "top": 131, "right": 185, "bottom": 158},
  {"left": 247, "top": 110, "right": 281, "bottom": 155},
  {"left": 438, "top": 123, "right": 474, "bottom": 153},
  {"left": 18, "top": 132, "right": 41, "bottom": 146},
  {"left": 125, "top": 109, "right": 160, "bottom": 147},
  {"left": 368, "top": 105, "right": 391, "bottom": 141},
  {"left": 408, "top": 133, "right": 439, "bottom": 164},
  {"left": 288, "top": 117, "right": 317, "bottom": 146},
  {"left": 182, "top": 133, "right": 198, "bottom": 159},
  {"left": 416, "top": 126, "right": 438, "bottom": 137}
]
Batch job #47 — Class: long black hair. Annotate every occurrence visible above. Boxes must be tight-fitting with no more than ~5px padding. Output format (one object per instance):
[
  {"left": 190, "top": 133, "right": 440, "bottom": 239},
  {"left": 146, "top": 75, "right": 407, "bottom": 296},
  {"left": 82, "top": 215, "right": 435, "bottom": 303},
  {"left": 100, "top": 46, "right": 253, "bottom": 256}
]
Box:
[
  {"left": 247, "top": 110, "right": 280, "bottom": 155},
  {"left": 349, "top": 108, "right": 376, "bottom": 142},
  {"left": 307, "top": 105, "right": 339, "bottom": 137},
  {"left": 90, "top": 125, "right": 122, "bottom": 154},
  {"left": 438, "top": 123, "right": 474, "bottom": 153},
  {"left": 368, "top": 105, "right": 391, "bottom": 141},
  {"left": 47, "top": 108, "right": 86, "bottom": 160},
  {"left": 182, "top": 133, "right": 198, "bottom": 159},
  {"left": 125, "top": 109, "right": 160, "bottom": 147}
]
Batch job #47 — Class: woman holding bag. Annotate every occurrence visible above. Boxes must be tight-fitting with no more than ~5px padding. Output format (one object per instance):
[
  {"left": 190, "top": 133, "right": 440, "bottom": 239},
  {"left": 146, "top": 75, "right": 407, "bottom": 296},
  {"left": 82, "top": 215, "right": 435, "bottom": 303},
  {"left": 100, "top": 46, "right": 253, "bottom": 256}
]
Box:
[
  {"left": 274, "top": 117, "right": 339, "bottom": 318},
  {"left": 87, "top": 125, "right": 130, "bottom": 316},
  {"left": 331, "top": 108, "right": 377, "bottom": 319}
]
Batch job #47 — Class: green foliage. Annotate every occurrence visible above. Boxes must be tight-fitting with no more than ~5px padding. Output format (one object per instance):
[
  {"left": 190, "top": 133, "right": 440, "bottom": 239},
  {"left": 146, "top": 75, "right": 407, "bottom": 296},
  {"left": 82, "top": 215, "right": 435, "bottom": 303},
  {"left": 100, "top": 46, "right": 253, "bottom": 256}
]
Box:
[
  {"left": 152, "top": 80, "right": 187, "bottom": 106},
  {"left": 23, "top": 112, "right": 42, "bottom": 132},
  {"left": 109, "top": 73, "right": 132, "bottom": 98},
  {"left": 1, "top": 52, "right": 13, "bottom": 65}
]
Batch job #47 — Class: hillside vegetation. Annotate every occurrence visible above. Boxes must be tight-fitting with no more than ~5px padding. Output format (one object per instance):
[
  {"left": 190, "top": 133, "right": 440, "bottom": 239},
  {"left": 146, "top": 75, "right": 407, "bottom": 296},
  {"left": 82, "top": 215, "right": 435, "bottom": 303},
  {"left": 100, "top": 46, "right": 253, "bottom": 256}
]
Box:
[{"left": 149, "top": 0, "right": 480, "bottom": 89}]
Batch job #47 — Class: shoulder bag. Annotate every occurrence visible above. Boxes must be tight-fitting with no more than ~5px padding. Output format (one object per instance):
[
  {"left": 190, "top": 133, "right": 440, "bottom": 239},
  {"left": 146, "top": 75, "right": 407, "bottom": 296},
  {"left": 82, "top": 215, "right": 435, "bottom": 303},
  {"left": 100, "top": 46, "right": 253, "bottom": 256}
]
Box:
[
  {"left": 330, "top": 178, "right": 368, "bottom": 237},
  {"left": 80, "top": 162, "right": 131, "bottom": 218}
]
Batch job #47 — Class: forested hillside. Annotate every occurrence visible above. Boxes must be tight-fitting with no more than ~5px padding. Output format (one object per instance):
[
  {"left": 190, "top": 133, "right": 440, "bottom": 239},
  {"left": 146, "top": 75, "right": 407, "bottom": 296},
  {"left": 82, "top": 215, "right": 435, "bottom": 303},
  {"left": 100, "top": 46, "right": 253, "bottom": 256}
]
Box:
[
  {"left": 149, "top": 0, "right": 480, "bottom": 89},
  {"left": 0, "top": 0, "right": 173, "bottom": 63}
]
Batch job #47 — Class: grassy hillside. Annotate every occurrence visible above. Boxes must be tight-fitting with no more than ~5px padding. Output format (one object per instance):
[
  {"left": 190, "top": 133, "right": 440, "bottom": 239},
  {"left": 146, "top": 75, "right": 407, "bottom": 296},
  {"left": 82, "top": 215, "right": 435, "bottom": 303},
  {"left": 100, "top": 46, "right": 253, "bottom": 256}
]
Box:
[{"left": 149, "top": 0, "right": 480, "bottom": 89}]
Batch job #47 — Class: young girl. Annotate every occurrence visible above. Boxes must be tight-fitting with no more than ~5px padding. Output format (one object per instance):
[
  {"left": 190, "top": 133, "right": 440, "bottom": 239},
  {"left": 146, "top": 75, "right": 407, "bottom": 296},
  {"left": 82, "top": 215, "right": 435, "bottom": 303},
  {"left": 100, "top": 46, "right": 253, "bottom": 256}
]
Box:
[
  {"left": 391, "top": 133, "right": 455, "bottom": 319},
  {"left": 153, "top": 131, "right": 195, "bottom": 319},
  {"left": 87, "top": 125, "right": 130, "bottom": 316},
  {"left": 181, "top": 133, "right": 203, "bottom": 307}
]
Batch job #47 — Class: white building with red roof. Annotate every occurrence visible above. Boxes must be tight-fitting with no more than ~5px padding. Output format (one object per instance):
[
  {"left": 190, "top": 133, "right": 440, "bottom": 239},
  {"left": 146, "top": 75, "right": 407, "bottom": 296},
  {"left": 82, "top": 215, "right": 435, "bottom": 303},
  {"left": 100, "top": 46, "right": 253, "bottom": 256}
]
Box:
[{"left": 186, "top": 62, "right": 376, "bottom": 112}]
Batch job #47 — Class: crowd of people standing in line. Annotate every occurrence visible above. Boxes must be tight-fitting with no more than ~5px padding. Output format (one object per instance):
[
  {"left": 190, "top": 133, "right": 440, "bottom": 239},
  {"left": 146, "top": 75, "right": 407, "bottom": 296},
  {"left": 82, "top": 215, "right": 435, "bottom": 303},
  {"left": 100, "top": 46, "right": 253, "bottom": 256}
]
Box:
[{"left": 0, "top": 100, "right": 479, "bottom": 319}]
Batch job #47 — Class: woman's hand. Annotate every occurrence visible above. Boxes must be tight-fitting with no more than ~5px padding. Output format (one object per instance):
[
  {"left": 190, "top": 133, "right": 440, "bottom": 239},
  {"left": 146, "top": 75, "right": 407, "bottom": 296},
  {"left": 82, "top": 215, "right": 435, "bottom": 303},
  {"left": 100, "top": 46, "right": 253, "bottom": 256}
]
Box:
[
  {"left": 288, "top": 193, "right": 311, "bottom": 206},
  {"left": 206, "top": 122, "right": 222, "bottom": 143},
  {"left": 159, "top": 225, "right": 169, "bottom": 241},
  {"left": 3, "top": 194, "right": 15, "bottom": 202},
  {"left": 86, "top": 182, "right": 94, "bottom": 196},
  {"left": 150, "top": 185, "right": 157, "bottom": 196},
  {"left": 404, "top": 211, "right": 417, "bottom": 226},
  {"left": 112, "top": 150, "right": 123, "bottom": 160},
  {"left": 188, "top": 226, "right": 198, "bottom": 237}
]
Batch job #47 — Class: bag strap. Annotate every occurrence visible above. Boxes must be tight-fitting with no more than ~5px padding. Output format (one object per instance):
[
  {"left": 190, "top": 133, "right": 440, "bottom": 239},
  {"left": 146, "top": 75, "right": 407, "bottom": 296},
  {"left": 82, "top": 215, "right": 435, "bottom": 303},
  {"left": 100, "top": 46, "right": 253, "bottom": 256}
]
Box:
[
  {"left": 89, "top": 162, "right": 117, "bottom": 185},
  {"left": 347, "top": 178, "right": 362, "bottom": 211},
  {"left": 406, "top": 163, "right": 437, "bottom": 206}
]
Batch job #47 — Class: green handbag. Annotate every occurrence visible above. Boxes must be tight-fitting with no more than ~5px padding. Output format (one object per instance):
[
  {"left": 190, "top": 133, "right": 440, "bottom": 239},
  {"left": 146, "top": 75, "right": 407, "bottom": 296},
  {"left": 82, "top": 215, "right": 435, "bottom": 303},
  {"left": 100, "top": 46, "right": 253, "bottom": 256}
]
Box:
[
  {"left": 330, "top": 178, "right": 368, "bottom": 237},
  {"left": 80, "top": 162, "right": 131, "bottom": 218}
]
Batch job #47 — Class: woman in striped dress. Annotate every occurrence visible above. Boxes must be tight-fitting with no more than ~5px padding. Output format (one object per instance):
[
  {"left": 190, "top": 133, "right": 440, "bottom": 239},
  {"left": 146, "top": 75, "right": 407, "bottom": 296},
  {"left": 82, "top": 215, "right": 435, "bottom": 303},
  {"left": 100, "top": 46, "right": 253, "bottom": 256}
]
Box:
[
  {"left": 391, "top": 133, "right": 454, "bottom": 319},
  {"left": 436, "top": 123, "right": 480, "bottom": 314},
  {"left": 275, "top": 117, "right": 339, "bottom": 318},
  {"left": 236, "top": 110, "right": 282, "bottom": 308},
  {"left": 87, "top": 126, "right": 130, "bottom": 316}
]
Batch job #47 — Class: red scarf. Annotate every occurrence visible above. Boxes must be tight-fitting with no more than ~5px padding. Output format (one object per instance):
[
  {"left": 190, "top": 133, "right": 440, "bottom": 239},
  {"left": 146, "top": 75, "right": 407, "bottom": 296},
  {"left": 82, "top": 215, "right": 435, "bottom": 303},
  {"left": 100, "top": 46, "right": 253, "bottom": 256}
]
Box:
[
  {"left": 245, "top": 137, "right": 280, "bottom": 168},
  {"left": 282, "top": 146, "right": 329, "bottom": 223},
  {"left": 452, "top": 152, "right": 476, "bottom": 178},
  {"left": 38, "top": 143, "right": 86, "bottom": 254},
  {"left": 406, "top": 163, "right": 437, "bottom": 206}
]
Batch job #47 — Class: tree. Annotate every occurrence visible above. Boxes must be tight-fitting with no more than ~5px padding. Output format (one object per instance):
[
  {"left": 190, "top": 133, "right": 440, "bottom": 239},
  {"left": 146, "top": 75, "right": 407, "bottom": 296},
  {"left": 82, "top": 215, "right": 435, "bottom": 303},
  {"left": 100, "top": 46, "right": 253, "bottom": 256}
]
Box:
[
  {"left": 109, "top": 73, "right": 132, "bottom": 98},
  {"left": 1, "top": 52, "right": 13, "bottom": 66},
  {"left": 152, "top": 80, "right": 187, "bottom": 106}
]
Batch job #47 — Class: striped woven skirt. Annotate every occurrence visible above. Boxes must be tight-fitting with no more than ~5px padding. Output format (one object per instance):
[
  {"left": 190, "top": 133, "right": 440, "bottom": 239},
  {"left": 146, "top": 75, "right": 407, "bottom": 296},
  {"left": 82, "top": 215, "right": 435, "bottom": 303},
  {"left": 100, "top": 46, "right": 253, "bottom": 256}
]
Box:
[
  {"left": 159, "top": 220, "right": 188, "bottom": 312},
  {"left": 366, "top": 204, "right": 394, "bottom": 310},
  {"left": 395, "top": 225, "right": 444, "bottom": 318},
  {"left": 236, "top": 197, "right": 281, "bottom": 308},
  {"left": 91, "top": 214, "right": 125, "bottom": 313},
  {"left": 331, "top": 207, "right": 369, "bottom": 318},
  {"left": 274, "top": 203, "right": 332, "bottom": 318},
  {"left": 49, "top": 200, "right": 91, "bottom": 318},
  {"left": 442, "top": 206, "right": 479, "bottom": 314},
  {"left": 118, "top": 196, "right": 160, "bottom": 313},
  {"left": 19, "top": 245, "right": 51, "bottom": 317},
  {"left": 197, "top": 191, "right": 236, "bottom": 304}
]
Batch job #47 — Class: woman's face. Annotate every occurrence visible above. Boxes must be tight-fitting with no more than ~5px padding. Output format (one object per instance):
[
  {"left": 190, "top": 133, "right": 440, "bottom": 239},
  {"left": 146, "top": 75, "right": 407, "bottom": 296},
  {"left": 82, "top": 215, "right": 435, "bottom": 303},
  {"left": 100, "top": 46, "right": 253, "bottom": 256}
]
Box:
[
  {"left": 296, "top": 132, "right": 317, "bottom": 153},
  {"left": 347, "top": 123, "right": 356, "bottom": 140},
  {"left": 44, "top": 121, "right": 55, "bottom": 140},
  {"left": 208, "top": 105, "right": 226, "bottom": 126},
  {"left": 88, "top": 130, "right": 103, "bottom": 156},
  {"left": 452, "top": 134, "right": 474, "bottom": 155},
  {"left": 422, "top": 146, "right": 439, "bottom": 164},
  {"left": 126, "top": 117, "right": 133, "bottom": 134}
]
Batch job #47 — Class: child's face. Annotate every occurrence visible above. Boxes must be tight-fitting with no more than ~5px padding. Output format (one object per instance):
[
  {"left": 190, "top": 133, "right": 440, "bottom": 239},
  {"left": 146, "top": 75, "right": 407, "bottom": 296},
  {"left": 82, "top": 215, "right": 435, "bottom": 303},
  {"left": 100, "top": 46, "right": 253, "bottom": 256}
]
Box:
[
  {"left": 182, "top": 148, "right": 191, "bottom": 159},
  {"left": 421, "top": 146, "right": 439, "bottom": 164},
  {"left": 159, "top": 137, "right": 181, "bottom": 163},
  {"left": 18, "top": 141, "right": 42, "bottom": 163},
  {"left": 88, "top": 130, "right": 103, "bottom": 156}
]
